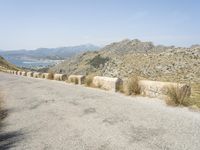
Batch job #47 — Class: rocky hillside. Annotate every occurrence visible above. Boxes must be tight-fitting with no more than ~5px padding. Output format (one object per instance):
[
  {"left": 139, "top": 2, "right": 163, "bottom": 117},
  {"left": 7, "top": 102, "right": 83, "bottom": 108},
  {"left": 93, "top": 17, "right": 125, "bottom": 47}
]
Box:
[
  {"left": 50, "top": 39, "right": 200, "bottom": 83},
  {"left": 0, "top": 56, "right": 19, "bottom": 70}
]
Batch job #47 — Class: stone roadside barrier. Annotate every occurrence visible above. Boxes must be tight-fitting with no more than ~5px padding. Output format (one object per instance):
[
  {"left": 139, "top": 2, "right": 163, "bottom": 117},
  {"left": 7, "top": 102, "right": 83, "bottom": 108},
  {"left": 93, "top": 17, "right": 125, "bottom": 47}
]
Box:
[
  {"left": 68, "top": 75, "right": 85, "bottom": 85},
  {"left": 139, "top": 80, "right": 191, "bottom": 98},
  {"left": 1, "top": 69, "right": 191, "bottom": 99},
  {"left": 93, "top": 76, "right": 123, "bottom": 92}
]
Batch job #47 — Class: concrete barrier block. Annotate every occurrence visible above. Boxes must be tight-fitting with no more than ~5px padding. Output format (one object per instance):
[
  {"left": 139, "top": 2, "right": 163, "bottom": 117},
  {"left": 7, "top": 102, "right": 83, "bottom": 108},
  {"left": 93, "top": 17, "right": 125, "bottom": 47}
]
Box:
[
  {"left": 68, "top": 75, "right": 85, "bottom": 85},
  {"left": 21, "top": 71, "right": 27, "bottom": 76},
  {"left": 41, "top": 73, "right": 54, "bottom": 80},
  {"left": 27, "top": 72, "right": 33, "bottom": 77},
  {"left": 13, "top": 71, "right": 17, "bottom": 75},
  {"left": 139, "top": 80, "right": 191, "bottom": 98},
  {"left": 54, "top": 74, "right": 67, "bottom": 81},
  {"left": 93, "top": 76, "right": 123, "bottom": 92},
  {"left": 33, "top": 72, "right": 42, "bottom": 78},
  {"left": 17, "top": 71, "right": 22, "bottom": 75}
]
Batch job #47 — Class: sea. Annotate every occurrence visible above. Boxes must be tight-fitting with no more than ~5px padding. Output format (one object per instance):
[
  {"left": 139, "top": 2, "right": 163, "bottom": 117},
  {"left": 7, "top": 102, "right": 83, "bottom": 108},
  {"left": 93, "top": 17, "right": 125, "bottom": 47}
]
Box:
[{"left": 5, "top": 57, "right": 63, "bottom": 69}]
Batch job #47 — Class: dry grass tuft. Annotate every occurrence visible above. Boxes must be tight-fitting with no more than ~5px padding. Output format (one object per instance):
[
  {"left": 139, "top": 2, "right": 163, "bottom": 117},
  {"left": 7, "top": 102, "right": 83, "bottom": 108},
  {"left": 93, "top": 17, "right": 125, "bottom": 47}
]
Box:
[
  {"left": 85, "top": 75, "right": 94, "bottom": 87},
  {"left": 186, "top": 83, "right": 200, "bottom": 108},
  {"left": 124, "top": 76, "right": 141, "bottom": 95},
  {"left": 116, "top": 83, "right": 124, "bottom": 93},
  {"left": 47, "top": 72, "right": 54, "bottom": 80},
  {"left": 165, "top": 84, "right": 191, "bottom": 106},
  {"left": 74, "top": 78, "right": 79, "bottom": 84}
]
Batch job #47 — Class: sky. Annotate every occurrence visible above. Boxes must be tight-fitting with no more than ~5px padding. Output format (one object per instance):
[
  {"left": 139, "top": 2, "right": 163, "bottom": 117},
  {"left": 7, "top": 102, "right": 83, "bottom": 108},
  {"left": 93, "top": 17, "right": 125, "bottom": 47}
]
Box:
[{"left": 0, "top": 0, "right": 200, "bottom": 50}]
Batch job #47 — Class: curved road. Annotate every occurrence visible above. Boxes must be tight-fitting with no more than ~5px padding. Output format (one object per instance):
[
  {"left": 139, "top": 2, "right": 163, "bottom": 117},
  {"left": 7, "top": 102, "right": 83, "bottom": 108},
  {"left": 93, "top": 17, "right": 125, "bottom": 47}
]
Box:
[{"left": 0, "top": 72, "right": 200, "bottom": 150}]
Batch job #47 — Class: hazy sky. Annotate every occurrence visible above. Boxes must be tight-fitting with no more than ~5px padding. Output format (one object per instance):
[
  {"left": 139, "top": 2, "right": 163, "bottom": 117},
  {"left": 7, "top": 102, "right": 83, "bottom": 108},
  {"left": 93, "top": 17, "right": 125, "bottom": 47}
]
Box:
[{"left": 0, "top": 0, "right": 200, "bottom": 50}]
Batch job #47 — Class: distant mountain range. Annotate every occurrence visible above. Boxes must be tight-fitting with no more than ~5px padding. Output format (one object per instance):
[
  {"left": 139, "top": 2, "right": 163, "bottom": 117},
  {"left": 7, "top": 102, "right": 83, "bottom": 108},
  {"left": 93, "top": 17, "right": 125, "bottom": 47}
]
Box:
[
  {"left": 0, "top": 44, "right": 100, "bottom": 68},
  {"left": 0, "top": 44, "right": 100, "bottom": 59}
]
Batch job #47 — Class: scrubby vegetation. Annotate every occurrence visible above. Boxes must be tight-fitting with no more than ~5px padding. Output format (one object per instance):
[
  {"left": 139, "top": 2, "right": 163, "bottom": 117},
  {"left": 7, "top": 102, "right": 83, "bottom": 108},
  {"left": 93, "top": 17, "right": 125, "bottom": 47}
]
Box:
[
  {"left": 124, "top": 76, "right": 141, "bottom": 95},
  {"left": 47, "top": 72, "right": 54, "bottom": 80},
  {"left": 187, "top": 83, "right": 200, "bottom": 108},
  {"left": 50, "top": 39, "right": 200, "bottom": 84},
  {"left": 85, "top": 75, "right": 94, "bottom": 87},
  {"left": 0, "top": 56, "right": 19, "bottom": 71},
  {"left": 116, "top": 83, "right": 124, "bottom": 93},
  {"left": 165, "top": 85, "right": 191, "bottom": 106},
  {"left": 89, "top": 54, "right": 109, "bottom": 68}
]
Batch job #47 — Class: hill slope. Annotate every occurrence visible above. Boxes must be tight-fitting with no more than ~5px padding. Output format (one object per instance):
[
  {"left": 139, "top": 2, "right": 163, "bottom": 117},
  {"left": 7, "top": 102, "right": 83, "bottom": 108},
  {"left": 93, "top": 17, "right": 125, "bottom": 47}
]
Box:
[
  {"left": 50, "top": 39, "right": 200, "bottom": 83},
  {"left": 0, "top": 56, "right": 19, "bottom": 70}
]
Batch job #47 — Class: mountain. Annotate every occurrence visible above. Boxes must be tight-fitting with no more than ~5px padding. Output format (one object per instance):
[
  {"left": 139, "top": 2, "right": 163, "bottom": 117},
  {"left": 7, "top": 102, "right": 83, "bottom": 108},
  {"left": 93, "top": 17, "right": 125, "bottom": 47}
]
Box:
[
  {"left": 0, "top": 44, "right": 99, "bottom": 68},
  {"left": 0, "top": 55, "right": 19, "bottom": 70},
  {"left": 0, "top": 44, "right": 99, "bottom": 59},
  {"left": 50, "top": 39, "right": 200, "bottom": 83}
]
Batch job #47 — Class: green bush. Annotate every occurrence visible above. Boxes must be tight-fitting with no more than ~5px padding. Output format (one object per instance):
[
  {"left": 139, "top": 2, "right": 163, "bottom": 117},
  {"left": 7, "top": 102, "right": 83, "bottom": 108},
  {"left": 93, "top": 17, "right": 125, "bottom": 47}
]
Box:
[{"left": 89, "top": 54, "right": 109, "bottom": 68}]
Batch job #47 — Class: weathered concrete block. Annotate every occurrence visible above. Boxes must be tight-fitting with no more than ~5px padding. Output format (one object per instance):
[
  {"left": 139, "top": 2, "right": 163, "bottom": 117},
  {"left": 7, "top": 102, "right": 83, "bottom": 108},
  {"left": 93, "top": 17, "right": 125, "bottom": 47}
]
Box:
[
  {"left": 21, "top": 71, "right": 27, "bottom": 76},
  {"left": 139, "top": 80, "right": 191, "bottom": 98},
  {"left": 68, "top": 75, "right": 85, "bottom": 85},
  {"left": 17, "top": 71, "right": 22, "bottom": 75},
  {"left": 54, "top": 74, "right": 67, "bottom": 81},
  {"left": 33, "top": 72, "right": 42, "bottom": 78},
  {"left": 93, "top": 76, "right": 123, "bottom": 92},
  {"left": 13, "top": 71, "right": 17, "bottom": 75},
  {"left": 27, "top": 72, "right": 33, "bottom": 77},
  {"left": 41, "top": 73, "right": 54, "bottom": 80},
  {"left": 7, "top": 70, "right": 12, "bottom": 73}
]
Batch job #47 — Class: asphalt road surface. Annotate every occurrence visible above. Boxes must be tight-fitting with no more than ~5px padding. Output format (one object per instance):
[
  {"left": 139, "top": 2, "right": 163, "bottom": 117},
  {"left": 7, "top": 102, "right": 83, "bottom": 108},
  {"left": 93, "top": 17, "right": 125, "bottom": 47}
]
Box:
[{"left": 0, "top": 72, "right": 200, "bottom": 150}]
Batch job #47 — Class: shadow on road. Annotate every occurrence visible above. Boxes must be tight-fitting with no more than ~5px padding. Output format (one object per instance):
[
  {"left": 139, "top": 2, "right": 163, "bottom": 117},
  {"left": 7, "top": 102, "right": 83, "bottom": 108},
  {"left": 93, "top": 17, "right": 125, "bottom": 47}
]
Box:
[{"left": 0, "top": 108, "right": 24, "bottom": 150}]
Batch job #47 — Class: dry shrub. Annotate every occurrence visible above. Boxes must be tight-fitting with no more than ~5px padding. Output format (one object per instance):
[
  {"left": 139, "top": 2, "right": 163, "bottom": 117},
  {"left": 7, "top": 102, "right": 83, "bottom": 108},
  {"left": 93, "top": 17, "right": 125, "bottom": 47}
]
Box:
[
  {"left": 47, "top": 72, "right": 54, "bottom": 80},
  {"left": 69, "top": 77, "right": 74, "bottom": 83},
  {"left": 85, "top": 75, "right": 94, "bottom": 87},
  {"left": 124, "top": 76, "right": 141, "bottom": 95},
  {"left": 165, "top": 85, "right": 191, "bottom": 106},
  {"left": 74, "top": 78, "right": 78, "bottom": 84},
  {"left": 97, "top": 83, "right": 102, "bottom": 89},
  {"left": 116, "top": 83, "right": 124, "bottom": 93}
]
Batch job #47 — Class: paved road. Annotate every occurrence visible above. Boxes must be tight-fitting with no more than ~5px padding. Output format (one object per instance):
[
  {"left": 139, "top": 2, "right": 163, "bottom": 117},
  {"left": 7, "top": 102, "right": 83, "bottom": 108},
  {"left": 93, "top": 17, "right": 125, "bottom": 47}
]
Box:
[{"left": 0, "top": 72, "right": 200, "bottom": 150}]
